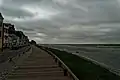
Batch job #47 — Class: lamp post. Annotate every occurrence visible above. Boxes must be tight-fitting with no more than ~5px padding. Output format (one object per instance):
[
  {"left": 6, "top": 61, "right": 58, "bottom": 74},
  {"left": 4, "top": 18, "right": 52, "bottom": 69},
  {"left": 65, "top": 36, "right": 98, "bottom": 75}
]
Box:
[{"left": 0, "top": 13, "right": 4, "bottom": 52}]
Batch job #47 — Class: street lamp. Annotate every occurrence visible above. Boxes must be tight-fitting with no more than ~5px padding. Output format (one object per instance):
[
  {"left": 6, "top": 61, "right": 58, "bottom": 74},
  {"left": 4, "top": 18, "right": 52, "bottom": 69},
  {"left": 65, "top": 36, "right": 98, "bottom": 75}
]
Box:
[{"left": 0, "top": 13, "right": 4, "bottom": 52}]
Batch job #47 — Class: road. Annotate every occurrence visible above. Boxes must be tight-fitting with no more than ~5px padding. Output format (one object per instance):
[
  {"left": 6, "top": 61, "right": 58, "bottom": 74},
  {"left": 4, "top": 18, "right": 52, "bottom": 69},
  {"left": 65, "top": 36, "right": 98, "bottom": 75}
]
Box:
[
  {"left": 0, "top": 46, "right": 31, "bottom": 80},
  {"left": 0, "top": 46, "right": 30, "bottom": 63}
]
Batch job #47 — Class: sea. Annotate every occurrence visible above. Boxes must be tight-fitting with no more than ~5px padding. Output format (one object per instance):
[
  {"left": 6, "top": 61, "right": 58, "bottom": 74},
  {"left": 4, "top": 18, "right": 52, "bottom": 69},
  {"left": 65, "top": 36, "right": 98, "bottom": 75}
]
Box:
[{"left": 40, "top": 44, "right": 120, "bottom": 74}]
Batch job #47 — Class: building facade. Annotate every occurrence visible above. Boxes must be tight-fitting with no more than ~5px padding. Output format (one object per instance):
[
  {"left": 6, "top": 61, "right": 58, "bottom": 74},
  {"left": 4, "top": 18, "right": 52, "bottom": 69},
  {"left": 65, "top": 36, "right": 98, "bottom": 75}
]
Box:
[
  {"left": 3, "top": 23, "right": 10, "bottom": 48},
  {"left": 0, "top": 13, "right": 29, "bottom": 50},
  {"left": 3, "top": 24, "right": 29, "bottom": 49},
  {"left": 8, "top": 24, "right": 16, "bottom": 49},
  {"left": 0, "top": 13, "right": 4, "bottom": 51}
]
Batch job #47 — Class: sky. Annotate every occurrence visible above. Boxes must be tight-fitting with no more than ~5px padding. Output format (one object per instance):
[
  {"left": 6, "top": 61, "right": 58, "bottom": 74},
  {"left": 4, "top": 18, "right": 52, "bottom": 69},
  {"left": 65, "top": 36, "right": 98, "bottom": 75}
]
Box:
[{"left": 0, "top": 0, "right": 120, "bottom": 44}]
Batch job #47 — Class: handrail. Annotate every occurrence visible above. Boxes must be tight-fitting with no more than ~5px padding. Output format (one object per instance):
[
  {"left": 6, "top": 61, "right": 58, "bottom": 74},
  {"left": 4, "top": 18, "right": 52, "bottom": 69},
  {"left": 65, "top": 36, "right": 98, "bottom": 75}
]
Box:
[
  {"left": 43, "top": 47, "right": 79, "bottom": 80},
  {"left": 44, "top": 47, "right": 120, "bottom": 78}
]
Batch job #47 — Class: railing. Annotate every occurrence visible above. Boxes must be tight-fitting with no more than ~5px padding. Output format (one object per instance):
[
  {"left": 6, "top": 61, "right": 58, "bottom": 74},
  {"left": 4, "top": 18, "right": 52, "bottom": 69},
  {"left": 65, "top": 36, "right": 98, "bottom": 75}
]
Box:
[
  {"left": 41, "top": 46, "right": 120, "bottom": 79},
  {"left": 41, "top": 47, "right": 79, "bottom": 80}
]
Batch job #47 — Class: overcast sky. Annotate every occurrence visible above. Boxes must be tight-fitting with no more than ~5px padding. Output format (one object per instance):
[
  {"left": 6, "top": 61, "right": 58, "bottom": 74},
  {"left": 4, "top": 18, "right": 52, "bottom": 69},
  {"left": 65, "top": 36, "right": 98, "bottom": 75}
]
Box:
[{"left": 0, "top": 0, "right": 120, "bottom": 44}]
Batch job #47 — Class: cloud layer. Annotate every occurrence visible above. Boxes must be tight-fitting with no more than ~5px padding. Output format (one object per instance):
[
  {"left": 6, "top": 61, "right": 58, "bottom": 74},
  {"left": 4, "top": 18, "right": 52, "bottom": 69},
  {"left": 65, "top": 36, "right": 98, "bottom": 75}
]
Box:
[{"left": 0, "top": 0, "right": 120, "bottom": 44}]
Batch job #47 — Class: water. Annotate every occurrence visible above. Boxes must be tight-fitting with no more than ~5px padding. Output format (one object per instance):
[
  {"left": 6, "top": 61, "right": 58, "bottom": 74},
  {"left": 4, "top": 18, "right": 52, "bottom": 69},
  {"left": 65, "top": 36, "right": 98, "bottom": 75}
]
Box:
[{"left": 42, "top": 44, "right": 120, "bottom": 73}]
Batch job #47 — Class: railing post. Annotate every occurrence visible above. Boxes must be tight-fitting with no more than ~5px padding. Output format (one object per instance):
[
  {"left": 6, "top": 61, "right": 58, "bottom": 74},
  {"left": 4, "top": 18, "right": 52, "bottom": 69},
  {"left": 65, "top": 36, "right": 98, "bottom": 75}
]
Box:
[
  {"left": 64, "top": 69, "right": 68, "bottom": 76},
  {"left": 55, "top": 58, "right": 57, "bottom": 63},
  {"left": 41, "top": 48, "right": 79, "bottom": 80},
  {"left": 58, "top": 61, "right": 62, "bottom": 67}
]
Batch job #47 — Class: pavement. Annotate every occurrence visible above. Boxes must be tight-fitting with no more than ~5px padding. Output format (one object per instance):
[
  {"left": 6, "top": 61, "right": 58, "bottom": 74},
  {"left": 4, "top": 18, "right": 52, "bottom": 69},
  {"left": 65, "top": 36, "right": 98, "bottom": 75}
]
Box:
[
  {"left": 5, "top": 45, "right": 70, "bottom": 80},
  {"left": 0, "top": 46, "right": 30, "bottom": 63},
  {"left": 0, "top": 46, "right": 31, "bottom": 80}
]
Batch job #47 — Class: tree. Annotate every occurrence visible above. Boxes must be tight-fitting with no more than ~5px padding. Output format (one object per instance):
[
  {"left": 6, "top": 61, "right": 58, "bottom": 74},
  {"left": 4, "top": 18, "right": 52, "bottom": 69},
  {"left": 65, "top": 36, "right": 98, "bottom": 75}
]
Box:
[
  {"left": 15, "top": 31, "right": 25, "bottom": 38},
  {"left": 30, "top": 40, "right": 36, "bottom": 45},
  {"left": 8, "top": 25, "right": 15, "bottom": 34}
]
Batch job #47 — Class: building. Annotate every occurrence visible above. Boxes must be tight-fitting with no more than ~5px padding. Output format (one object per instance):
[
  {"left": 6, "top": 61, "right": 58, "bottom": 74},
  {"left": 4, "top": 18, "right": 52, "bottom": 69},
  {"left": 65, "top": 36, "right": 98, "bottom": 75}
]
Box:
[
  {"left": 8, "top": 24, "right": 16, "bottom": 49},
  {"left": 3, "top": 24, "right": 29, "bottom": 49},
  {"left": 3, "top": 23, "right": 10, "bottom": 48},
  {"left": 15, "top": 31, "right": 28, "bottom": 47},
  {"left": 0, "top": 13, "right": 4, "bottom": 51},
  {"left": 0, "top": 13, "right": 29, "bottom": 50}
]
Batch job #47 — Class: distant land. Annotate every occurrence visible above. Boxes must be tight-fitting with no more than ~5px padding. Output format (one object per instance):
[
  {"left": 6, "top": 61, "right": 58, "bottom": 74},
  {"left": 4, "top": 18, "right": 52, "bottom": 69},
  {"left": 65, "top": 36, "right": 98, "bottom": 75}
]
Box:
[{"left": 40, "top": 44, "right": 120, "bottom": 47}]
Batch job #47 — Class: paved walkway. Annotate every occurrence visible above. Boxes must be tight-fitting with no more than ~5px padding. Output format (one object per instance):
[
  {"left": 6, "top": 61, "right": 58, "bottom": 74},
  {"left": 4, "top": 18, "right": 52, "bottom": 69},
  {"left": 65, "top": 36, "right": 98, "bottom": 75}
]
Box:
[
  {"left": 5, "top": 46, "right": 70, "bottom": 80},
  {"left": 0, "top": 46, "right": 30, "bottom": 63}
]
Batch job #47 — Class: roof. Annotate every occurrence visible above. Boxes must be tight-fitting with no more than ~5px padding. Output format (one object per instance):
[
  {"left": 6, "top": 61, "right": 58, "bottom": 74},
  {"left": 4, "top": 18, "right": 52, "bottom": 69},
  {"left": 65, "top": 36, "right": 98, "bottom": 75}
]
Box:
[
  {"left": 0, "top": 13, "right": 4, "bottom": 19},
  {"left": 3, "top": 23, "right": 11, "bottom": 26}
]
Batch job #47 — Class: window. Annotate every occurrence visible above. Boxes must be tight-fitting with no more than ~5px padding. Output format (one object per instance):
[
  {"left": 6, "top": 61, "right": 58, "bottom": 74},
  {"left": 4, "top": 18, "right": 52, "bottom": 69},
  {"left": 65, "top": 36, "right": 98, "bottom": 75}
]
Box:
[
  {"left": 5, "top": 36, "right": 8, "bottom": 39},
  {"left": 0, "top": 21, "right": 2, "bottom": 27},
  {"left": 0, "top": 31, "right": 1, "bottom": 37}
]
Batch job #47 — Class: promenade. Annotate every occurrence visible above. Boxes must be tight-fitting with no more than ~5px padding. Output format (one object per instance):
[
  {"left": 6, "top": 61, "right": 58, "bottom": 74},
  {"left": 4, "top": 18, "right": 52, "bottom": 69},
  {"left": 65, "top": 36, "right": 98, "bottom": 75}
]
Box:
[
  {"left": 5, "top": 46, "right": 70, "bottom": 80},
  {"left": 0, "top": 46, "right": 30, "bottom": 63}
]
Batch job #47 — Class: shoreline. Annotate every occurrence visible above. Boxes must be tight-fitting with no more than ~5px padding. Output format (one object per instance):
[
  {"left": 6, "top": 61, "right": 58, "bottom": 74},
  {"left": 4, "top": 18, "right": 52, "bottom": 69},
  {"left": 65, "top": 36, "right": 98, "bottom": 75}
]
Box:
[
  {"left": 37, "top": 45, "right": 120, "bottom": 80},
  {"left": 72, "top": 52, "right": 120, "bottom": 75}
]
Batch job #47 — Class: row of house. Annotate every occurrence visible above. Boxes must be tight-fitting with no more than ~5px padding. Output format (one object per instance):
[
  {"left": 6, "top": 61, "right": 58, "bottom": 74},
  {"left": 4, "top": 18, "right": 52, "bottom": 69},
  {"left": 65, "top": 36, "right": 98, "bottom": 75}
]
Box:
[{"left": 0, "top": 13, "right": 29, "bottom": 51}]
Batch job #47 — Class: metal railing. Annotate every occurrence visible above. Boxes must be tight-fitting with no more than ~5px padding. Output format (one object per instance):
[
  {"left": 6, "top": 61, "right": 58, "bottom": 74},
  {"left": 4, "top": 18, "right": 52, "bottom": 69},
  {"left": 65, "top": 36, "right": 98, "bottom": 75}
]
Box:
[{"left": 41, "top": 47, "right": 79, "bottom": 80}]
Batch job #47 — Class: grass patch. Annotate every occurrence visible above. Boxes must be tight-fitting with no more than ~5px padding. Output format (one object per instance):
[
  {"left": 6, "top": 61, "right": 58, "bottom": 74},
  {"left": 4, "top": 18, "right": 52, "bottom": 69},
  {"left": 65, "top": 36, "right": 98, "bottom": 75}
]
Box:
[{"left": 41, "top": 46, "right": 120, "bottom": 80}]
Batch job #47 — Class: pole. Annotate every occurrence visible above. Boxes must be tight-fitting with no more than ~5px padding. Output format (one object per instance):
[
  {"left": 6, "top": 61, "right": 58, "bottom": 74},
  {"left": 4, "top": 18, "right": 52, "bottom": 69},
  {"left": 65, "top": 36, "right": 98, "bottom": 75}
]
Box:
[{"left": 1, "top": 23, "right": 4, "bottom": 52}]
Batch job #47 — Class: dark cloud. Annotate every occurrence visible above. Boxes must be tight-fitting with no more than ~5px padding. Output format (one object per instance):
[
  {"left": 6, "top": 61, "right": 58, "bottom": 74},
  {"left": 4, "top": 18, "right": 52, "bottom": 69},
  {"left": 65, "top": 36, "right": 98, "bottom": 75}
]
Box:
[
  {"left": 0, "top": 6, "right": 34, "bottom": 18},
  {"left": 17, "top": 27, "right": 34, "bottom": 31},
  {"left": 0, "top": 0, "right": 120, "bottom": 43},
  {"left": 3, "top": 0, "right": 42, "bottom": 5}
]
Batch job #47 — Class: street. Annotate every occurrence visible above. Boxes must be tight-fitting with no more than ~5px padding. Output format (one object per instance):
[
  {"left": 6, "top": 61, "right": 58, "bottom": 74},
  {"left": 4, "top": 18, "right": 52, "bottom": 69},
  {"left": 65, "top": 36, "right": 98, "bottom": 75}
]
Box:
[
  {"left": 0, "top": 46, "right": 31, "bottom": 80},
  {"left": 0, "top": 46, "right": 30, "bottom": 63}
]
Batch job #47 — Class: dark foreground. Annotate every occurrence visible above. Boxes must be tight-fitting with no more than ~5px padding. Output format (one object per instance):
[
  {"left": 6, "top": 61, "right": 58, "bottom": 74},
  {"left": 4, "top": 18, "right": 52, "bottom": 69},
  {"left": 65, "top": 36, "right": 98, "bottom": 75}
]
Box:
[
  {"left": 43, "top": 44, "right": 120, "bottom": 72},
  {"left": 5, "top": 45, "right": 70, "bottom": 80},
  {"left": 41, "top": 46, "right": 120, "bottom": 80},
  {"left": 1, "top": 44, "right": 120, "bottom": 80}
]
